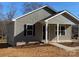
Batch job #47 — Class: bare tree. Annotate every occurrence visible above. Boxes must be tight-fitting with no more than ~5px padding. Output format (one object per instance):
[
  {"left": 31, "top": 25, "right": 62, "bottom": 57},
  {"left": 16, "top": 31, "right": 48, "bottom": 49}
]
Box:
[
  {"left": 0, "top": 3, "right": 6, "bottom": 40},
  {"left": 5, "top": 3, "right": 17, "bottom": 21},
  {"left": 22, "top": 2, "right": 43, "bottom": 14},
  {"left": 0, "top": 3, "right": 17, "bottom": 41},
  {"left": 4, "top": 3, "right": 17, "bottom": 40}
]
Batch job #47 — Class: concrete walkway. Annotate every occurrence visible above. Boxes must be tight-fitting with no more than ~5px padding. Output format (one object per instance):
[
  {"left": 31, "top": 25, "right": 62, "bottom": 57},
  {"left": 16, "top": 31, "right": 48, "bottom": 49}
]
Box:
[{"left": 49, "top": 42, "right": 79, "bottom": 51}]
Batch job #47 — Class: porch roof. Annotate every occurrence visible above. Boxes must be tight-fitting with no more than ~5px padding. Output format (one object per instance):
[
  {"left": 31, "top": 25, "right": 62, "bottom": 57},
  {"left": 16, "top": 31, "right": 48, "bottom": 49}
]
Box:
[{"left": 45, "top": 11, "right": 79, "bottom": 25}]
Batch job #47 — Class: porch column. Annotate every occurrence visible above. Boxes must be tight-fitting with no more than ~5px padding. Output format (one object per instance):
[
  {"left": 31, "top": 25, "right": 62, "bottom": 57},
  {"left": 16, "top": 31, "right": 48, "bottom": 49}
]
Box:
[
  {"left": 45, "top": 22, "right": 48, "bottom": 43},
  {"left": 57, "top": 24, "right": 59, "bottom": 42}
]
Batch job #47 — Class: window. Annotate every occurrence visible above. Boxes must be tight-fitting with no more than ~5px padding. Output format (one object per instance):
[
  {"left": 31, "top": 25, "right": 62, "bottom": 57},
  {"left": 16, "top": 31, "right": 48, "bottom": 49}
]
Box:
[
  {"left": 60, "top": 25, "right": 65, "bottom": 35},
  {"left": 55, "top": 25, "right": 65, "bottom": 35},
  {"left": 27, "top": 25, "right": 33, "bottom": 35},
  {"left": 72, "top": 25, "right": 78, "bottom": 39},
  {"left": 27, "top": 25, "right": 33, "bottom": 30},
  {"left": 24, "top": 24, "right": 35, "bottom": 36},
  {"left": 27, "top": 30, "right": 33, "bottom": 35}
]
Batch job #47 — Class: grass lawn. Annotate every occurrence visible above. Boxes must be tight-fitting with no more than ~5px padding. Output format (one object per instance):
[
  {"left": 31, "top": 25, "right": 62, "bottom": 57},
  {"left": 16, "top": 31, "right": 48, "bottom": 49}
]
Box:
[{"left": 0, "top": 43, "right": 79, "bottom": 57}]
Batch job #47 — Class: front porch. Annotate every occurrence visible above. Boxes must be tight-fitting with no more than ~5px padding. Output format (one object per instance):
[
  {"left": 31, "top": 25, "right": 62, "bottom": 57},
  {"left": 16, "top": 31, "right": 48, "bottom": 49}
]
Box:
[
  {"left": 42, "top": 23, "right": 79, "bottom": 43},
  {"left": 40, "top": 13, "right": 79, "bottom": 43}
]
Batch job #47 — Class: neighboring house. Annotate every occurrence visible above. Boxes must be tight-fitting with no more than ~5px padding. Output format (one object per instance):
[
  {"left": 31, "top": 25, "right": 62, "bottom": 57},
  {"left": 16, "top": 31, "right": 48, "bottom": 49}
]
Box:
[
  {"left": 6, "top": 5, "right": 79, "bottom": 46},
  {"left": 0, "top": 21, "right": 10, "bottom": 43}
]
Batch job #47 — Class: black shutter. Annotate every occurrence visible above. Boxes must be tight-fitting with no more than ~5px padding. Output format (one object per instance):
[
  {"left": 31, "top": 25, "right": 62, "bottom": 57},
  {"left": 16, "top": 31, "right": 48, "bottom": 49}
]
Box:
[
  {"left": 33, "top": 24, "right": 35, "bottom": 36},
  {"left": 24, "top": 24, "right": 26, "bottom": 36}
]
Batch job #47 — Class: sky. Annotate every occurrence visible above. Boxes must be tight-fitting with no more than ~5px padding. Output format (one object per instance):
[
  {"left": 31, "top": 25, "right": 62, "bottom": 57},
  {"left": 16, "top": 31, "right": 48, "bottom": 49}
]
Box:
[{"left": 1, "top": 2, "right": 79, "bottom": 19}]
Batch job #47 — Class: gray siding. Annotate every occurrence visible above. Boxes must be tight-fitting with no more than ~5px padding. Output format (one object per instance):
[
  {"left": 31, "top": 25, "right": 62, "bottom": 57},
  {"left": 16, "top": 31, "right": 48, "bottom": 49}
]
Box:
[
  {"left": 14, "top": 22, "right": 43, "bottom": 43},
  {"left": 14, "top": 9, "right": 51, "bottom": 37},
  {"left": 48, "top": 14, "right": 75, "bottom": 24}
]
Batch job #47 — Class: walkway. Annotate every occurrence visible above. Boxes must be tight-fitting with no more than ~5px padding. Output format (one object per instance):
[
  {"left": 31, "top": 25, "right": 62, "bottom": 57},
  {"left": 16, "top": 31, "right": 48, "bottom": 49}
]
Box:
[{"left": 49, "top": 42, "right": 79, "bottom": 51}]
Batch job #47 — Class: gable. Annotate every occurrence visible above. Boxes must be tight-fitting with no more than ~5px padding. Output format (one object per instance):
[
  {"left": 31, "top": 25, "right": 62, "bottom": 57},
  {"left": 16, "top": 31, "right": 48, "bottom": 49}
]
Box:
[
  {"left": 62, "top": 12, "right": 79, "bottom": 24},
  {"left": 45, "top": 11, "right": 79, "bottom": 25},
  {"left": 47, "top": 14, "right": 75, "bottom": 25},
  {"left": 15, "top": 8, "right": 52, "bottom": 25}
]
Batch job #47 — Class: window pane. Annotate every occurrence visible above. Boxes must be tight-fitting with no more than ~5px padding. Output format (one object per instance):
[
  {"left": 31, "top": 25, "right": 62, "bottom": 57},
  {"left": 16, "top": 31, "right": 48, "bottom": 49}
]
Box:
[
  {"left": 61, "top": 26, "right": 65, "bottom": 35},
  {"left": 27, "top": 25, "right": 33, "bottom": 30},
  {"left": 61, "top": 26, "right": 65, "bottom": 30},
  {"left": 26, "top": 25, "right": 35, "bottom": 36},
  {"left": 27, "top": 31, "right": 32, "bottom": 35},
  {"left": 61, "top": 30, "right": 65, "bottom": 35},
  {"left": 55, "top": 25, "right": 65, "bottom": 35}
]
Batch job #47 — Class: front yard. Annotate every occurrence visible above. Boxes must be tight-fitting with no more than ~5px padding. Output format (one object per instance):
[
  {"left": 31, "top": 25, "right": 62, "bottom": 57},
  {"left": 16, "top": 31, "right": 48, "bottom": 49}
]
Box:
[{"left": 0, "top": 43, "right": 79, "bottom": 57}]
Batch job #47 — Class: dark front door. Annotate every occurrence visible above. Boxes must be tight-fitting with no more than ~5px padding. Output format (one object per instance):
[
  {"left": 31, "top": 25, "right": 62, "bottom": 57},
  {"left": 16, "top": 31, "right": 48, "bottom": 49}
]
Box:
[{"left": 43, "top": 25, "right": 46, "bottom": 40}]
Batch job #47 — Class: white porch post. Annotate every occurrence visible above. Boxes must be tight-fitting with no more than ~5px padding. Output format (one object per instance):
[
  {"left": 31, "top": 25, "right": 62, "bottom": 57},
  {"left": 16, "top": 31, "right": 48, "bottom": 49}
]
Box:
[
  {"left": 57, "top": 24, "right": 59, "bottom": 42},
  {"left": 45, "top": 22, "right": 48, "bottom": 43}
]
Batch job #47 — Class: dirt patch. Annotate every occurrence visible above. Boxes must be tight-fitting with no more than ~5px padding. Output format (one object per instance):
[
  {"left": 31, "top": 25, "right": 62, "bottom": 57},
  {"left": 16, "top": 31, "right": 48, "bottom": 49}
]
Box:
[{"left": 0, "top": 44, "right": 78, "bottom": 56}]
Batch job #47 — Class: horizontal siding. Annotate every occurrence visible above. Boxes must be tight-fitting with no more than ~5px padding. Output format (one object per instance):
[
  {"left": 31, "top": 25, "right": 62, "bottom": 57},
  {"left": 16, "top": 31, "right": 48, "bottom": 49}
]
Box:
[
  {"left": 14, "top": 9, "right": 51, "bottom": 36},
  {"left": 48, "top": 14, "right": 75, "bottom": 24},
  {"left": 14, "top": 22, "right": 43, "bottom": 43}
]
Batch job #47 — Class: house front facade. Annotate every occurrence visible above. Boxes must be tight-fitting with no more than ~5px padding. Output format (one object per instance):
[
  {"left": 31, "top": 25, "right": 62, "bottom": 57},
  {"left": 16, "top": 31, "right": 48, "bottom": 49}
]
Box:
[{"left": 6, "top": 5, "right": 79, "bottom": 46}]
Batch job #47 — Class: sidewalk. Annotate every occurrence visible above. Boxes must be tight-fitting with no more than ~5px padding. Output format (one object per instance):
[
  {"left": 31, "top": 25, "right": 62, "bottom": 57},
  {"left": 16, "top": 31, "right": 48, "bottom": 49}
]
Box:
[{"left": 49, "top": 42, "right": 79, "bottom": 51}]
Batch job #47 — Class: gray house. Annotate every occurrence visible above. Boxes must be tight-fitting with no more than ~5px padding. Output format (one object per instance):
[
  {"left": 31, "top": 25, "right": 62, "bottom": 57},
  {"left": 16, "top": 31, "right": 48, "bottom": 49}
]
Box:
[{"left": 7, "top": 5, "right": 79, "bottom": 46}]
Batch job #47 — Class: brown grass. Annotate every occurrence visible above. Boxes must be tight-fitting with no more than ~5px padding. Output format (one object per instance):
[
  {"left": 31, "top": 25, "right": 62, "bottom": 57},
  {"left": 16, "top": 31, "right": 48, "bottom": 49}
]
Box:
[{"left": 0, "top": 43, "right": 79, "bottom": 57}]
